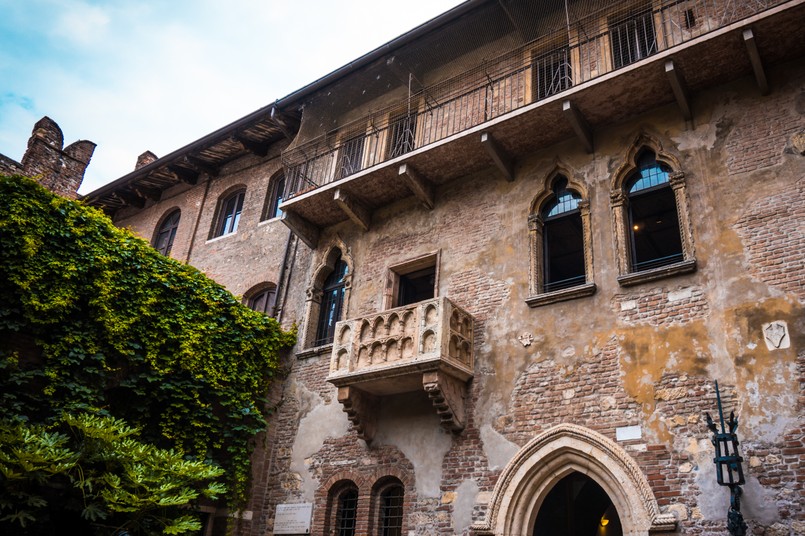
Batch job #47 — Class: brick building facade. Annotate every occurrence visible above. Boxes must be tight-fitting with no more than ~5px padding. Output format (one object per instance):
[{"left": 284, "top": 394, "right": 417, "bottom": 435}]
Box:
[{"left": 17, "top": 0, "right": 805, "bottom": 534}]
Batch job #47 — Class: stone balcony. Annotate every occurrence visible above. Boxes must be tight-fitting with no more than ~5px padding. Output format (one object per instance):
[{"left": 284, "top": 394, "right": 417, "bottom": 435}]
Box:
[{"left": 327, "top": 297, "right": 474, "bottom": 442}]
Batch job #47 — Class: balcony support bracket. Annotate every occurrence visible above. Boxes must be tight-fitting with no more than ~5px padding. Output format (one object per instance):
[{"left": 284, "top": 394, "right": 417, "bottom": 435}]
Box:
[
  {"left": 562, "top": 100, "right": 594, "bottom": 154},
  {"left": 399, "top": 163, "right": 434, "bottom": 210},
  {"left": 742, "top": 28, "right": 769, "bottom": 96},
  {"left": 665, "top": 60, "right": 692, "bottom": 121},
  {"left": 337, "top": 386, "right": 378, "bottom": 443},
  {"left": 423, "top": 371, "right": 466, "bottom": 432},
  {"left": 334, "top": 188, "right": 371, "bottom": 231},
  {"left": 281, "top": 210, "right": 320, "bottom": 249},
  {"left": 480, "top": 132, "right": 514, "bottom": 181}
]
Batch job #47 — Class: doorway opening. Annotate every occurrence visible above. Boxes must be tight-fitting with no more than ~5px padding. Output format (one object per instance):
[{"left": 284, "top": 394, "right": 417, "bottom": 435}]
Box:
[{"left": 533, "top": 472, "right": 622, "bottom": 536}]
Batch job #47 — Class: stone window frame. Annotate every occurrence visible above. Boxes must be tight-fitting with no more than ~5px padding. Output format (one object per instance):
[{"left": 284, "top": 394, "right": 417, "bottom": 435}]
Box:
[
  {"left": 471, "top": 423, "right": 676, "bottom": 535},
  {"left": 297, "top": 241, "right": 354, "bottom": 357},
  {"left": 526, "top": 165, "right": 596, "bottom": 308},
  {"left": 152, "top": 207, "right": 181, "bottom": 256},
  {"left": 610, "top": 133, "right": 696, "bottom": 287},
  {"left": 209, "top": 184, "right": 247, "bottom": 239},
  {"left": 261, "top": 170, "right": 285, "bottom": 221},
  {"left": 243, "top": 282, "right": 277, "bottom": 317},
  {"left": 383, "top": 251, "right": 440, "bottom": 310}
]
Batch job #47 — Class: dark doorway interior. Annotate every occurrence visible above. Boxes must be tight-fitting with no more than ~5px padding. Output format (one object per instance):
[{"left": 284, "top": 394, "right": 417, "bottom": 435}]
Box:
[{"left": 533, "top": 472, "right": 622, "bottom": 536}]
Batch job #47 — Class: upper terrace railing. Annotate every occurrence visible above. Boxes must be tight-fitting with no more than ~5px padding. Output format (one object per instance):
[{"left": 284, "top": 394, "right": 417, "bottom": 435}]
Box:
[{"left": 282, "top": 0, "right": 785, "bottom": 199}]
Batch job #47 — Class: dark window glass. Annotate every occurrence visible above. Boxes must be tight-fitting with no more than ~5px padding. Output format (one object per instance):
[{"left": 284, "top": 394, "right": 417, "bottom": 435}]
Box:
[
  {"left": 335, "top": 488, "right": 358, "bottom": 536},
  {"left": 265, "top": 174, "right": 285, "bottom": 220},
  {"left": 542, "top": 183, "right": 585, "bottom": 292},
  {"left": 533, "top": 47, "right": 572, "bottom": 101},
  {"left": 379, "top": 485, "right": 404, "bottom": 536},
  {"left": 388, "top": 113, "right": 416, "bottom": 159},
  {"left": 315, "top": 257, "right": 348, "bottom": 346},
  {"left": 610, "top": 9, "right": 657, "bottom": 69},
  {"left": 627, "top": 152, "right": 683, "bottom": 271},
  {"left": 154, "top": 210, "right": 180, "bottom": 256},
  {"left": 339, "top": 134, "right": 366, "bottom": 178},
  {"left": 247, "top": 287, "right": 276, "bottom": 316},
  {"left": 216, "top": 190, "right": 245, "bottom": 237},
  {"left": 397, "top": 266, "right": 435, "bottom": 307}
]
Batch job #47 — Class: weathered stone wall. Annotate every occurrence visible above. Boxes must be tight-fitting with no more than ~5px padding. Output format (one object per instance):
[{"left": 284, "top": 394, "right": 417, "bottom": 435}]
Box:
[{"left": 109, "top": 60, "right": 804, "bottom": 535}]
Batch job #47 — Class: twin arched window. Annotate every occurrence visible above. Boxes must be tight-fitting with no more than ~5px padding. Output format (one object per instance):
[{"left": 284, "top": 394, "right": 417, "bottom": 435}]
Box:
[
  {"left": 540, "top": 178, "right": 585, "bottom": 293},
  {"left": 325, "top": 477, "right": 404, "bottom": 536},
  {"left": 153, "top": 209, "right": 180, "bottom": 256}
]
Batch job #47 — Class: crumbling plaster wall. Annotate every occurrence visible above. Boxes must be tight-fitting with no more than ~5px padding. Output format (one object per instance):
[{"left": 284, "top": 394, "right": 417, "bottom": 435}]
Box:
[{"left": 259, "top": 63, "right": 804, "bottom": 535}]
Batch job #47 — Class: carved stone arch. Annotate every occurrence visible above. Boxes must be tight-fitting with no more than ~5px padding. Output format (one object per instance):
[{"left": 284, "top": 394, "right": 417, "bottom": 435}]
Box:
[
  {"left": 529, "top": 162, "right": 587, "bottom": 216},
  {"left": 300, "top": 239, "right": 355, "bottom": 349},
  {"left": 526, "top": 163, "right": 595, "bottom": 305},
  {"left": 611, "top": 131, "right": 683, "bottom": 192},
  {"left": 471, "top": 424, "right": 675, "bottom": 536},
  {"left": 609, "top": 131, "right": 696, "bottom": 282}
]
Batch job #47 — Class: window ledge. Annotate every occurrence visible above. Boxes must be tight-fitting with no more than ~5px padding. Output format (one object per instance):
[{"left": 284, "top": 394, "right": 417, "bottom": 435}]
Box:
[
  {"left": 205, "top": 232, "right": 237, "bottom": 244},
  {"left": 296, "top": 344, "right": 333, "bottom": 360},
  {"left": 525, "top": 282, "right": 596, "bottom": 308},
  {"left": 617, "top": 259, "right": 696, "bottom": 287}
]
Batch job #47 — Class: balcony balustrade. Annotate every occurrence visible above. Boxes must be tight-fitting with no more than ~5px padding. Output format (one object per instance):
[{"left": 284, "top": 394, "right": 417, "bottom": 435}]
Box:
[
  {"left": 281, "top": 0, "right": 787, "bottom": 201},
  {"left": 327, "top": 297, "right": 474, "bottom": 442}
]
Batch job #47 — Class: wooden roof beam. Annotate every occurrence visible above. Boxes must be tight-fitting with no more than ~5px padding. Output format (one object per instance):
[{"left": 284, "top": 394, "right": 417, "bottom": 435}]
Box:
[
  {"left": 234, "top": 133, "right": 270, "bottom": 157},
  {"left": 132, "top": 185, "right": 162, "bottom": 202},
  {"left": 270, "top": 105, "right": 301, "bottom": 141},
  {"left": 185, "top": 155, "right": 219, "bottom": 177},
  {"left": 167, "top": 164, "right": 199, "bottom": 185},
  {"left": 115, "top": 189, "right": 145, "bottom": 208},
  {"left": 480, "top": 132, "right": 514, "bottom": 181}
]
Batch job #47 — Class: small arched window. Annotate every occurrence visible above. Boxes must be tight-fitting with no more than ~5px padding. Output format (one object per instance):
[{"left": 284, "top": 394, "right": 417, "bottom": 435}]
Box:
[
  {"left": 263, "top": 173, "right": 285, "bottom": 221},
  {"left": 315, "top": 254, "right": 349, "bottom": 346},
  {"left": 335, "top": 487, "right": 358, "bottom": 536},
  {"left": 376, "top": 482, "right": 404, "bottom": 536},
  {"left": 541, "top": 178, "right": 585, "bottom": 292},
  {"left": 245, "top": 284, "right": 277, "bottom": 316},
  {"left": 153, "top": 209, "right": 180, "bottom": 256},
  {"left": 625, "top": 150, "right": 683, "bottom": 272},
  {"left": 214, "top": 189, "right": 245, "bottom": 238}
]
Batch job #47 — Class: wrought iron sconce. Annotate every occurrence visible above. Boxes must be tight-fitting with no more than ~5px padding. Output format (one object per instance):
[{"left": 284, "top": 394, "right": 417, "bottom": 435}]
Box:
[{"left": 705, "top": 381, "right": 747, "bottom": 536}]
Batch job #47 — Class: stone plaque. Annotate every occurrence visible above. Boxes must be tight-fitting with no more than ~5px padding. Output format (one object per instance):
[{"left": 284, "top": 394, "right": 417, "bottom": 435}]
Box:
[{"left": 274, "top": 503, "right": 313, "bottom": 535}]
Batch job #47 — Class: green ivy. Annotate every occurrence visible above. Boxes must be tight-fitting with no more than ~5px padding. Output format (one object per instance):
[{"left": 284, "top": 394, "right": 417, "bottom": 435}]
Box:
[{"left": 0, "top": 175, "right": 296, "bottom": 531}]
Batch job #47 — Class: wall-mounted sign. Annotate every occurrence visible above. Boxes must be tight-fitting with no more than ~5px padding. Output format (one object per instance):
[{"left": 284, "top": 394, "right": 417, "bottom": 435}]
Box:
[{"left": 274, "top": 503, "right": 313, "bottom": 535}]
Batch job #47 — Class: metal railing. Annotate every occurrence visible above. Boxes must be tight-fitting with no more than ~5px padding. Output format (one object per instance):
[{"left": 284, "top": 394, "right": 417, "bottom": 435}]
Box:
[{"left": 282, "top": 0, "right": 785, "bottom": 199}]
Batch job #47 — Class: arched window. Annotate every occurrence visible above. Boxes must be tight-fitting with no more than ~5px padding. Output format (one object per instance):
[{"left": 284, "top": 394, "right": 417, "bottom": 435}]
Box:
[
  {"left": 315, "top": 254, "right": 348, "bottom": 346},
  {"left": 263, "top": 173, "right": 285, "bottom": 221},
  {"left": 625, "top": 150, "right": 682, "bottom": 272},
  {"left": 153, "top": 209, "right": 180, "bottom": 256},
  {"left": 213, "top": 189, "right": 245, "bottom": 238},
  {"left": 325, "top": 481, "right": 360, "bottom": 536},
  {"left": 245, "top": 284, "right": 277, "bottom": 316},
  {"left": 610, "top": 137, "right": 696, "bottom": 286},
  {"left": 527, "top": 171, "right": 595, "bottom": 307},
  {"left": 372, "top": 479, "right": 404, "bottom": 536},
  {"left": 533, "top": 472, "right": 622, "bottom": 536},
  {"left": 541, "top": 178, "right": 585, "bottom": 292}
]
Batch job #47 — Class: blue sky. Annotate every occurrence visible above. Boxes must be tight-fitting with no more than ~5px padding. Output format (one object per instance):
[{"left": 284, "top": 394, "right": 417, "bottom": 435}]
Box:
[{"left": 0, "top": 0, "right": 463, "bottom": 194}]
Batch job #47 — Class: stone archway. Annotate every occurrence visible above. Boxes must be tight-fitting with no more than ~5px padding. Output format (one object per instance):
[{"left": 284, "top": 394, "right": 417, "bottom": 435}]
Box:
[{"left": 471, "top": 424, "right": 675, "bottom": 536}]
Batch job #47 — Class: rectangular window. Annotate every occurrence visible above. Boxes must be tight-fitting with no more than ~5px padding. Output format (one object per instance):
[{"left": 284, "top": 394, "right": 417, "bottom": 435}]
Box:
[
  {"left": 610, "top": 9, "right": 657, "bottom": 69},
  {"left": 387, "top": 111, "right": 417, "bottom": 159},
  {"left": 387, "top": 253, "right": 438, "bottom": 309},
  {"left": 532, "top": 47, "right": 572, "bottom": 101},
  {"left": 338, "top": 132, "right": 366, "bottom": 179}
]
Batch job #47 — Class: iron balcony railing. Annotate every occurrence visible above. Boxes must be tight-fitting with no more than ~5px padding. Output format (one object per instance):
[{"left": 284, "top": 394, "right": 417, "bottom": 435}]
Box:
[{"left": 282, "top": 0, "right": 785, "bottom": 199}]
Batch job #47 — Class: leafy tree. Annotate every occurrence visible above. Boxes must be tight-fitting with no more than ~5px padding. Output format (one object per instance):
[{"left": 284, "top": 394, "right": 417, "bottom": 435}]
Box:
[{"left": 0, "top": 175, "right": 296, "bottom": 534}]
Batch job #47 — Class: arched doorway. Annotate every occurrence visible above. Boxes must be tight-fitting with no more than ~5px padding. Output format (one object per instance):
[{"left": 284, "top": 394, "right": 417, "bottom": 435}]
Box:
[
  {"left": 471, "top": 424, "right": 675, "bottom": 536},
  {"left": 533, "top": 472, "right": 622, "bottom": 536}
]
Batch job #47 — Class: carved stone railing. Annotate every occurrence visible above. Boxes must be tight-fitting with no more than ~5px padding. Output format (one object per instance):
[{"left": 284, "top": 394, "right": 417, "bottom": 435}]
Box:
[{"left": 327, "top": 297, "right": 474, "bottom": 442}]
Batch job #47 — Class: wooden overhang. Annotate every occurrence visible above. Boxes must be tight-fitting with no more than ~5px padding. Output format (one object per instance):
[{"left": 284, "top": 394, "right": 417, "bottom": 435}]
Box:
[
  {"left": 83, "top": 106, "right": 299, "bottom": 212},
  {"left": 279, "top": 1, "right": 805, "bottom": 238}
]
